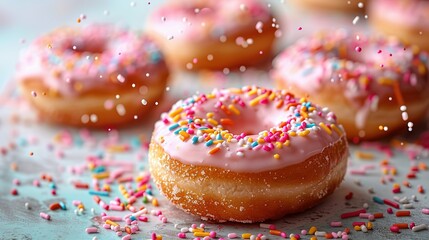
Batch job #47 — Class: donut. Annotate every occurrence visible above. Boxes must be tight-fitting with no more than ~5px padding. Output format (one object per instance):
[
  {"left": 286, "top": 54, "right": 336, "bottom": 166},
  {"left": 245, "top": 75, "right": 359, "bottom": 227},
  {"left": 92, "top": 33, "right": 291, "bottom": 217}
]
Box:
[
  {"left": 369, "top": 0, "right": 429, "bottom": 51},
  {"left": 148, "top": 86, "right": 348, "bottom": 222},
  {"left": 16, "top": 24, "right": 169, "bottom": 128},
  {"left": 290, "top": 0, "right": 366, "bottom": 12},
  {"left": 272, "top": 31, "right": 429, "bottom": 140},
  {"left": 146, "top": 0, "right": 278, "bottom": 70}
]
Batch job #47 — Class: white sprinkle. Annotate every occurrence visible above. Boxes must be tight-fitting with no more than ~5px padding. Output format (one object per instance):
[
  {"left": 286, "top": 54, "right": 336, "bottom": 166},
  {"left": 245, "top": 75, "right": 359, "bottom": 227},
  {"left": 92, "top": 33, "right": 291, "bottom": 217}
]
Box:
[
  {"left": 31, "top": 91, "right": 37, "bottom": 97},
  {"left": 358, "top": 2, "right": 364, "bottom": 8},
  {"left": 145, "top": 73, "right": 150, "bottom": 77},
  {"left": 103, "top": 10, "right": 110, "bottom": 15},
  {"left": 90, "top": 114, "right": 98, "bottom": 123},
  {"left": 130, "top": 1, "right": 136, "bottom": 7},
  {"left": 161, "top": 16, "right": 166, "bottom": 22},
  {"left": 115, "top": 94, "right": 120, "bottom": 99},
  {"left": 117, "top": 74, "right": 125, "bottom": 83},
  {"left": 352, "top": 16, "right": 360, "bottom": 25},
  {"left": 402, "top": 112, "right": 409, "bottom": 121},
  {"left": 81, "top": 114, "right": 89, "bottom": 124},
  {"left": 181, "top": 227, "right": 189, "bottom": 233},
  {"left": 116, "top": 104, "right": 126, "bottom": 116},
  {"left": 25, "top": 202, "right": 31, "bottom": 210},
  {"left": 207, "top": 54, "right": 214, "bottom": 61},
  {"left": 141, "top": 99, "right": 147, "bottom": 105},
  {"left": 400, "top": 105, "right": 407, "bottom": 111},
  {"left": 412, "top": 224, "right": 428, "bottom": 232},
  {"left": 403, "top": 203, "right": 414, "bottom": 209}
]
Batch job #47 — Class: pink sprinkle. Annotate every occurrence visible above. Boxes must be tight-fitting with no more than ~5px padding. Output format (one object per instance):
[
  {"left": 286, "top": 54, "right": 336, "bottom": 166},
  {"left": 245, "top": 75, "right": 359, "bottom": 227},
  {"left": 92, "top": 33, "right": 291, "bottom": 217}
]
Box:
[
  {"left": 40, "top": 212, "right": 51, "bottom": 220},
  {"left": 377, "top": 50, "right": 382, "bottom": 54},
  {"left": 390, "top": 225, "right": 400, "bottom": 233},
  {"left": 227, "top": 233, "right": 238, "bottom": 238},
  {"left": 33, "top": 179, "right": 40, "bottom": 187},
  {"left": 298, "top": 27, "right": 302, "bottom": 30},
  {"left": 387, "top": 208, "right": 394, "bottom": 214},
  {"left": 178, "top": 233, "right": 186, "bottom": 238},
  {"left": 422, "top": 208, "right": 429, "bottom": 214},
  {"left": 13, "top": 179, "right": 20, "bottom": 185},
  {"left": 85, "top": 227, "right": 98, "bottom": 234},
  {"left": 355, "top": 46, "right": 362, "bottom": 52},
  {"left": 330, "top": 221, "right": 342, "bottom": 227}
]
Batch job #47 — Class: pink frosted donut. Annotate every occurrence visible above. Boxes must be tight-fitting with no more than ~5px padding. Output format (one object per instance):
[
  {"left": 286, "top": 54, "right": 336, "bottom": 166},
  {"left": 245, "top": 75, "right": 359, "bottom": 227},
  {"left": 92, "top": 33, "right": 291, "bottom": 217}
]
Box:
[
  {"left": 272, "top": 31, "right": 429, "bottom": 140},
  {"left": 146, "top": 0, "right": 279, "bottom": 70},
  {"left": 369, "top": 0, "right": 429, "bottom": 51},
  {"left": 16, "top": 24, "right": 169, "bottom": 127},
  {"left": 149, "top": 86, "right": 348, "bottom": 222}
]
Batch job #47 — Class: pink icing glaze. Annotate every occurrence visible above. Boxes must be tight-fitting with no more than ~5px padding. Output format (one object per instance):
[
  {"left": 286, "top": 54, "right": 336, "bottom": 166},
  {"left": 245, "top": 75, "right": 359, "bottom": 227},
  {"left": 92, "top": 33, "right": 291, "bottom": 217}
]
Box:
[
  {"left": 272, "top": 30, "right": 429, "bottom": 129},
  {"left": 370, "top": 0, "right": 429, "bottom": 29},
  {"left": 152, "top": 86, "right": 345, "bottom": 173},
  {"left": 16, "top": 24, "right": 165, "bottom": 96},
  {"left": 147, "top": 0, "right": 273, "bottom": 42}
]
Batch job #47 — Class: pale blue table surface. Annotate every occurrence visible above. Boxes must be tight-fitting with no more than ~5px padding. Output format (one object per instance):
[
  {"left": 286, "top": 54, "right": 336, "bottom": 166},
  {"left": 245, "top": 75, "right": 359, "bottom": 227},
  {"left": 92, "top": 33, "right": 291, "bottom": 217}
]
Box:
[{"left": 1, "top": 1, "right": 428, "bottom": 240}]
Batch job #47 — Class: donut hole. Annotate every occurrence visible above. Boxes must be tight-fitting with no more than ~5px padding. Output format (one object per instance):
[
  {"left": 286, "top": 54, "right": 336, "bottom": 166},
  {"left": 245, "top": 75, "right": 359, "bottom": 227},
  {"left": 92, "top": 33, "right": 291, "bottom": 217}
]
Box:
[{"left": 221, "top": 108, "right": 279, "bottom": 136}]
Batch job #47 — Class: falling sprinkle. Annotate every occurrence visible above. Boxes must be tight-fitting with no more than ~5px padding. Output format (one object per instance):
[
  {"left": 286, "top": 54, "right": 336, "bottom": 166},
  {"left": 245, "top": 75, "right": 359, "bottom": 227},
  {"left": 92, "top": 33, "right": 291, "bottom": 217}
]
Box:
[{"left": 352, "top": 16, "right": 360, "bottom": 25}]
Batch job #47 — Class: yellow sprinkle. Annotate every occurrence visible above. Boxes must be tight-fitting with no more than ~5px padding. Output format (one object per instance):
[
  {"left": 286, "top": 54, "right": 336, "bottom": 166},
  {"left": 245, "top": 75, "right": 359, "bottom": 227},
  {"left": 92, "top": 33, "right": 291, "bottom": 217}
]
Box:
[
  {"left": 206, "top": 112, "right": 214, "bottom": 118},
  {"left": 92, "top": 172, "right": 110, "bottom": 179},
  {"left": 179, "top": 120, "right": 188, "bottom": 126},
  {"left": 268, "top": 92, "right": 276, "bottom": 101},
  {"left": 393, "top": 183, "right": 400, "bottom": 188},
  {"left": 247, "top": 137, "right": 253, "bottom": 142},
  {"left": 298, "top": 129, "right": 310, "bottom": 137},
  {"left": 208, "top": 147, "right": 220, "bottom": 155},
  {"left": 202, "top": 129, "right": 215, "bottom": 133},
  {"left": 366, "top": 222, "right": 373, "bottom": 230},
  {"left": 179, "top": 131, "right": 190, "bottom": 141},
  {"left": 319, "top": 122, "right": 332, "bottom": 135},
  {"left": 291, "top": 237, "right": 297, "bottom": 240},
  {"left": 300, "top": 111, "right": 308, "bottom": 118},
  {"left": 283, "top": 140, "right": 290, "bottom": 146},
  {"left": 156, "top": 235, "right": 162, "bottom": 240},
  {"left": 299, "top": 97, "right": 307, "bottom": 103},
  {"left": 275, "top": 142, "right": 283, "bottom": 149},
  {"left": 77, "top": 203, "right": 85, "bottom": 209},
  {"left": 391, "top": 168, "right": 397, "bottom": 175},
  {"left": 308, "top": 106, "right": 316, "bottom": 112},
  {"left": 228, "top": 104, "right": 240, "bottom": 115},
  {"left": 273, "top": 154, "right": 280, "bottom": 159},
  {"left": 152, "top": 198, "right": 159, "bottom": 207},
  {"left": 330, "top": 124, "right": 342, "bottom": 135},
  {"left": 105, "top": 220, "right": 119, "bottom": 227},
  {"left": 355, "top": 151, "right": 374, "bottom": 160},
  {"left": 247, "top": 88, "right": 257, "bottom": 96},
  {"left": 172, "top": 114, "right": 181, "bottom": 123},
  {"left": 354, "top": 225, "right": 361, "bottom": 231},
  {"left": 168, "top": 107, "right": 183, "bottom": 118},
  {"left": 193, "top": 232, "right": 210, "bottom": 237},
  {"left": 242, "top": 233, "right": 252, "bottom": 239},
  {"left": 103, "top": 184, "right": 111, "bottom": 192},
  {"left": 213, "top": 140, "right": 223, "bottom": 144},
  {"left": 310, "top": 237, "right": 318, "bottom": 240},
  {"left": 208, "top": 118, "right": 218, "bottom": 126},
  {"left": 206, "top": 93, "right": 215, "bottom": 99},
  {"left": 249, "top": 93, "right": 268, "bottom": 106},
  {"left": 257, "top": 138, "right": 265, "bottom": 144},
  {"left": 308, "top": 226, "right": 317, "bottom": 235},
  {"left": 191, "top": 228, "right": 204, "bottom": 233},
  {"left": 289, "top": 131, "right": 297, "bottom": 137}
]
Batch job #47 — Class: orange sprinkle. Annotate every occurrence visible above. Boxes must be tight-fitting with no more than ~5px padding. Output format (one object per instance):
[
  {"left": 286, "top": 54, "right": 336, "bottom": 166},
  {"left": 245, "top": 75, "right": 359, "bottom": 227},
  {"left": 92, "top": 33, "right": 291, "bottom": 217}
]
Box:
[
  {"left": 228, "top": 104, "right": 240, "bottom": 115},
  {"left": 220, "top": 118, "right": 234, "bottom": 126},
  {"left": 380, "top": 159, "right": 390, "bottom": 166},
  {"left": 373, "top": 212, "right": 384, "bottom": 218},
  {"left": 355, "top": 151, "right": 374, "bottom": 160},
  {"left": 393, "top": 223, "right": 408, "bottom": 229},
  {"left": 419, "top": 162, "right": 428, "bottom": 170},
  {"left": 276, "top": 99, "right": 284, "bottom": 109},
  {"left": 269, "top": 230, "right": 281, "bottom": 236},
  {"left": 221, "top": 105, "right": 231, "bottom": 115},
  {"left": 208, "top": 147, "right": 220, "bottom": 155},
  {"left": 285, "top": 102, "right": 299, "bottom": 110},
  {"left": 152, "top": 198, "right": 159, "bottom": 207}
]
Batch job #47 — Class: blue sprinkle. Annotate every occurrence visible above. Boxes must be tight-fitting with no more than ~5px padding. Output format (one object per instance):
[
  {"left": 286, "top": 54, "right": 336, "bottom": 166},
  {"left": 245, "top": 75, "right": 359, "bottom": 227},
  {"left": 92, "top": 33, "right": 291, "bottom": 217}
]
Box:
[
  {"left": 59, "top": 202, "right": 67, "bottom": 210},
  {"left": 251, "top": 142, "right": 259, "bottom": 148},
  {"left": 216, "top": 134, "right": 222, "bottom": 140},
  {"left": 373, "top": 196, "right": 384, "bottom": 204},
  {"left": 192, "top": 136, "right": 199, "bottom": 144},
  {"left": 205, "top": 140, "right": 214, "bottom": 147},
  {"left": 295, "top": 112, "right": 301, "bottom": 117},
  {"left": 92, "top": 166, "right": 106, "bottom": 173},
  {"left": 74, "top": 138, "right": 84, "bottom": 147},
  {"left": 130, "top": 215, "right": 137, "bottom": 221},
  {"left": 174, "top": 128, "right": 183, "bottom": 135},
  {"left": 145, "top": 189, "right": 153, "bottom": 196},
  {"left": 168, "top": 123, "right": 180, "bottom": 131},
  {"left": 307, "top": 123, "right": 316, "bottom": 128},
  {"left": 295, "top": 123, "right": 301, "bottom": 127},
  {"left": 150, "top": 51, "right": 162, "bottom": 63},
  {"left": 130, "top": 137, "right": 141, "bottom": 148},
  {"left": 50, "top": 183, "right": 56, "bottom": 189},
  {"left": 89, "top": 190, "right": 109, "bottom": 197}
]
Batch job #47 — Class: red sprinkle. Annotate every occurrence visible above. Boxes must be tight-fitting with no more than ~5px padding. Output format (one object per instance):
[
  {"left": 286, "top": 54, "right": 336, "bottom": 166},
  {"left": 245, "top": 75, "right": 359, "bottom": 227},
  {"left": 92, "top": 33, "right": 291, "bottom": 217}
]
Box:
[
  {"left": 340, "top": 209, "right": 366, "bottom": 219},
  {"left": 11, "top": 188, "right": 18, "bottom": 196},
  {"left": 384, "top": 199, "right": 400, "bottom": 209}
]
